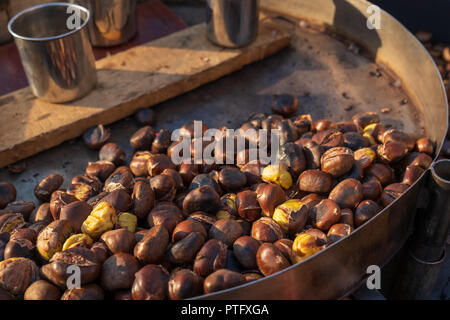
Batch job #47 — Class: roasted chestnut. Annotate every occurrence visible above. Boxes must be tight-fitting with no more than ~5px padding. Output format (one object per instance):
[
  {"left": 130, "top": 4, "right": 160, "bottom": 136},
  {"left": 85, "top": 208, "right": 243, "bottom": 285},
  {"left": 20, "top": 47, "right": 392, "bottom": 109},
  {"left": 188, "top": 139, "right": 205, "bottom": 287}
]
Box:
[
  {"left": 329, "top": 178, "right": 363, "bottom": 209},
  {"left": 168, "top": 269, "right": 204, "bottom": 300},
  {"left": 99, "top": 143, "right": 126, "bottom": 166},
  {"left": 298, "top": 170, "right": 332, "bottom": 194},
  {"left": 101, "top": 253, "right": 140, "bottom": 291},
  {"left": 167, "top": 232, "right": 205, "bottom": 265},
  {"left": 135, "top": 108, "right": 156, "bottom": 126},
  {"left": 233, "top": 236, "right": 260, "bottom": 270},
  {"left": 152, "top": 129, "right": 172, "bottom": 154},
  {"left": 24, "top": 280, "right": 61, "bottom": 300},
  {"left": 262, "top": 165, "right": 293, "bottom": 190},
  {"left": 309, "top": 199, "right": 341, "bottom": 231},
  {"left": 134, "top": 225, "right": 169, "bottom": 264},
  {"left": 291, "top": 233, "right": 324, "bottom": 263},
  {"left": 256, "top": 243, "right": 291, "bottom": 276},
  {"left": 37, "top": 220, "right": 74, "bottom": 260},
  {"left": 354, "top": 200, "right": 381, "bottom": 227},
  {"left": 130, "top": 151, "right": 152, "bottom": 177},
  {"left": 172, "top": 220, "right": 207, "bottom": 243},
  {"left": 0, "top": 182, "right": 17, "bottom": 209},
  {"left": 59, "top": 201, "right": 92, "bottom": 233},
  {"left": 194, "top": 239, "right": 227, "bottom": 277},
  {"left": 132, "top": 264, "right": 170, "bottom": 300},
  {"left": 236, "top": 190, "right": 261, "bottom": 222},
  {"left": 203, "top": 269, "right": 245, "bottom": 294},
  {"left": 416, "top": 138, "right": 434, "bottom": 155},
  {"left": 272, "top": 199, "right": 308, "bottom": 235},
  {"left": 4, "top": 201, "right": 35, "bottom": 221},
  {"left": 148, "top": 203, "right": 183, "bottom": 234},
  {"left": 271, "top": 94, "right": 299, "bottom": 117},
  {"left": 218, "top": 167, "right": 247, "bottom": 192},
  {"left": 104, "top": 166, "right": 134, "bottom": 193},
  {"left": 251, "top": 217, "right": 284, "bottom": 243},
  {"left": 327, "top": 223, "right": 353, "bottom": 244},
  {"left": 34, "top": 174, "right": 63, "bottom": 202},
  {"left": 380, "top": 183, "right": 409, "bottom": 206},
  {"left": 83, "top": 124, "right": 110, "bottom": 150},
  {"left": 0, "top": 257, "right": 39, "bottom": 295},
  {"left": 86, "top": 161, "right": 116, "bottom": 182},
  {"left": 61, "top": 284, "right": 104, "bottom": 300},
  {"left": 255, "top": 183, "right": 286, "bottom": 218},
  {"left": 209, "top": 219, "right": 244, "bottom": 247},
  {"left": 321, "top": 147, "right": 354, "bottom": 177},
  {"left": 130, "top": 126, "right": 156, "bottom": 150},
  {"left": 101, "top": 229, "right": 136, "bottom": 254},
  {"left": 183, "top": 186, "right": 221, "bottom": 215},
  {"left": 352, "top": 112, "right": 380, "bottom": 129},
  {"left": 377, "top": 141, "right": 408, "bottom": 163}
]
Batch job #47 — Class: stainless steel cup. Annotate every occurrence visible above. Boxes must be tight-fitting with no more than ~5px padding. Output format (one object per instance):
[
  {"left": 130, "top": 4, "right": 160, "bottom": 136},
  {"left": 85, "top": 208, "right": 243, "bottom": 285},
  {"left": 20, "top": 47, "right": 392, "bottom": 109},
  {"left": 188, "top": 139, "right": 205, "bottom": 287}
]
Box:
[
  {"left": 70, "top": 0, "right": 137, "bottom": 47},
  {"left": 8, "top": 2, "right": 96, "bottom": 103},
  {"left": 206, "top": 0, "right": 259, "bottom": 48}
]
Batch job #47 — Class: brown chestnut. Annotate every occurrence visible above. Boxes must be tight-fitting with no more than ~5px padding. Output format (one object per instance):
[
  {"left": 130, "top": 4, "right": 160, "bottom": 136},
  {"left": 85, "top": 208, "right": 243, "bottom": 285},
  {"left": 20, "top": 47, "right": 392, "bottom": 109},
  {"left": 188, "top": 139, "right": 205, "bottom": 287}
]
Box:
[
  {"left": 24, "top": 280, "right": 61, "bottom": 300},
  {"left": 255, "top": 183, "right": 286, "bottom": 218},
  {"left": 183, "top": 186, "right": 221, "bottom": 215},
  {"left": 0, "top": 182, "right": 16, "bottom": 209},
  {"left": 131, "top": 180, "right": 154, "bottom": 220},
  {"left": 327, "top": 223, "right": 353, "bottom": 244},
  {"left": 151, "top": 129, "right": 172, "bottom": 154},
  {"left": 352, "top": 112, "right": 380, "bottom": 129},
  {"left": 338, "top": 208, "right": 354, "bottom": 227},
  {"left": 4, "top": 201, "right": 35, "bottom": 221},
  {"left": 203, "top": 269, "right": 245, "bottom": 294},
  {"left": 130, "top": 151, "right": 152, "bottom": 177},
  {"left": 86, "top": 161, "right": 116, "bottom": 182},
  {"left": 377, "top": 141, "right": 408, "bottom": 163},
  {"left": 49, "top": 191, "right": 78, "bottom": 220},
  {"left": 321, "top": 147, "right": 354, "bottom": 177},
  {"left": 148, "top": 203, "right": 183, "bottom": 234},
  {"left": 380, "top": 183, "right": 409, "bottom": 206},
  {"left": 256, "top": 243, "right": 291, "bottom": 276},
  {"left": 194, "top": 239, "right": 228, "bottom": 277},
  {"left": 4, "top": 238, "right": 36, "bottom": 260},
  {"left": 104, "top": 166, "right": 134, "bottom": 193},
  {"left": 416, "top": 138, "right": 434, "bottom": 155},
  {"left": 251, "top": 217, "right": 284, "bottom": 243},
  {"left": 172, "top": 220, "right": 207, "bottom": 243},
  {"left": 83, "top": 124, "right": 110, "bottom": 150},
  {"left": 135, "top": 108, "right": 156, "bottom": 126},
  {"left": 130, "top": 126, "right": 156, "bottom": 150},
  {"left": 209, "top": 219, "right": 244, "bottom": 247},
  {"left": 402, "top": 164, "right": 425, "bottom": 185},
  {"left": 218, "top": 167, "right": 247, "bottom": 192},
  {"left": 99, "top": 143, "right": 126, "bottom": 166},
  {"left": 101, "top": 229, "right": 136, "bottom": 254},
  {"left": 329, "top": 178, "right": 363, "bottom": 209},
  {"left": 298, "top": 170, "right": 332, "bottom": 194},
  {"left": 236, "top": 190, "right": 261, "bottom": 222},
  {"left": 61, "top": 284, "right": 104, "bottom": 300},
  {"left": 34, "top": 174, "right": 63, "bottom": 202},
  {"left": 101, "top": 189, "right": 132, "bottom": 213},
  {"left": 101, "top": 253, "right": 140, "bottom": 291},
  {"left": 150, "top": 174, "right": 176, "bottom": 201},
  {"left": 354, "top": 200, "right": 381, "bottom": 227},
  {"left": 134, "top": 225, "right": 169, "bottom": 264},
  {"left": 168, "top": 232, "right": 205, "bottom": 265},
  {"left": 168, "top": 269, "right": 204, "bottom": 300},
  {"left": 147, "top": 154, "right": 176, "bottom": 177},
  {"left": 271, "top": 94, "right": 299, "bottom": 117},
  {"left": 0, "top": 257, "right": 39, "bottom": 295},
  {"left": 309, "top": 199, "right": 341, "bottom": 231},
  {"left": 233, "top": 236, "right": 260, "bottom": 269},
  {"left": 59, "top": 201, "right": 92, "bottom": 233}
]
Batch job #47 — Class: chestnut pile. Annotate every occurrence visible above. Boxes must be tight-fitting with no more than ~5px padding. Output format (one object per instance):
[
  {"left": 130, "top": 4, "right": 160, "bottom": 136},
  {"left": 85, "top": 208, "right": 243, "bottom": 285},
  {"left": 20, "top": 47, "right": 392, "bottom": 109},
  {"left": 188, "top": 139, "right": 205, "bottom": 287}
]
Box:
[{"left": 0, "top": 96, "right": 435, "bottom": 300}]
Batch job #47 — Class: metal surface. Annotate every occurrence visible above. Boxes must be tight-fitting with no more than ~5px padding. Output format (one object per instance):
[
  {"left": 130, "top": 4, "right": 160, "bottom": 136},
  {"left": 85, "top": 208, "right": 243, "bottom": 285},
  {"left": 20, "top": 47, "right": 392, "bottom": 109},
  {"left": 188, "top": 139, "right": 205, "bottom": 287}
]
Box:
[
  {"left": 388, "top": 248, "right": 446, "bottom": 299},
  {"left": 411, "top": 160, "right": 450, "bottom": 261},
  {"left": 206, "top": 0, "right": 259, "bottom": 48},
  {"left": 0, "top": 0, "right": 448, "bottom": 300},
  {"left": 8, "top": 2, "right": 96, "bottom": 103},
  {"left": 69, "top": 0, "right": 137, "bottom": 47}
]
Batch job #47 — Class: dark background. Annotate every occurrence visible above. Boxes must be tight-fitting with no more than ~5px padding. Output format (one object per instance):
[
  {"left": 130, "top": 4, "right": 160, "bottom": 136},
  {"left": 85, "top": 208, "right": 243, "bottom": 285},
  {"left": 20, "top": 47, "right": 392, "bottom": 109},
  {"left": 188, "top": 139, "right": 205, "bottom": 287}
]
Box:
[
  {"left": 370, "top": 0, "right": 450, "bottom": 43},
  {"left": 163, "top": 0, "right": 450, "bottom": 43}
]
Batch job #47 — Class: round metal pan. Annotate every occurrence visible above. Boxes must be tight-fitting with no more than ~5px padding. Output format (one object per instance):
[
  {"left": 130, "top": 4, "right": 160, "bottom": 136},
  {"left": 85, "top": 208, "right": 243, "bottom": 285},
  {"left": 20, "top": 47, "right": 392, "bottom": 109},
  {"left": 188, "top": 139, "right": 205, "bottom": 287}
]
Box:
[
  {"left": 0, "top": 0, "right": 447, "bottom": 300},
  {"left": 196, "top": 0, "right": 448, "bottom": 299}
]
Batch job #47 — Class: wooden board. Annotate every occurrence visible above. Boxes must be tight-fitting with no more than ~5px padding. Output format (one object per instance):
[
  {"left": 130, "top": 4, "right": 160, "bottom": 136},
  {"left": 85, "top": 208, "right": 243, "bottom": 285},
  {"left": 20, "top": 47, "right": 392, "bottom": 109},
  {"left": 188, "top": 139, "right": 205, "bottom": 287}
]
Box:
[
  {"left": 0, "top": 0, "right": 187, "bottom": 96},
  {"left": 0, "top": 17, "right": 291, "bottom": 168}
]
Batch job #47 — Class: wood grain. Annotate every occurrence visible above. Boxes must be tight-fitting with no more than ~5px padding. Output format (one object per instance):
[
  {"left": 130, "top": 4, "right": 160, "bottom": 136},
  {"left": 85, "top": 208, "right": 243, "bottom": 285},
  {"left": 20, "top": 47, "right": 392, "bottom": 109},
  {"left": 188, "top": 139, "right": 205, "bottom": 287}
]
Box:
[{"left": 0, "top": 18, "right": 290, "bottom": 168}]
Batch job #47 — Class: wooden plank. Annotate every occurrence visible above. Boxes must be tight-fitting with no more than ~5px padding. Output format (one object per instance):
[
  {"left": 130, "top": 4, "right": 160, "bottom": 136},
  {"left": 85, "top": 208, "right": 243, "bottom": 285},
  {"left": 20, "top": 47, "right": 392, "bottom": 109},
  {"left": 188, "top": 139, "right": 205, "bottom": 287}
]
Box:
[
  {"left": 0, "top": 18, "right": 291, "bottom": 168},
  {"left": 0, "top": 0, "right": 187, "bottom": 96}
]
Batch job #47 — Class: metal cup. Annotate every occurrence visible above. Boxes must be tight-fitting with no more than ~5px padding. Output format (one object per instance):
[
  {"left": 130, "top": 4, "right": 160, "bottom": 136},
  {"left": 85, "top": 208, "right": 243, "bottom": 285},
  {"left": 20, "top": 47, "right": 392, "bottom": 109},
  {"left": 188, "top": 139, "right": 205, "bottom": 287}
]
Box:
[
  {"left": 8, "top": 2, "right": 96, "bottom": 103},
  {"left": 206, "top": 0, "right": 259, "bottom": 48},
  {"left": 69, "top": 0, "right": 137, "bottom": 47}
]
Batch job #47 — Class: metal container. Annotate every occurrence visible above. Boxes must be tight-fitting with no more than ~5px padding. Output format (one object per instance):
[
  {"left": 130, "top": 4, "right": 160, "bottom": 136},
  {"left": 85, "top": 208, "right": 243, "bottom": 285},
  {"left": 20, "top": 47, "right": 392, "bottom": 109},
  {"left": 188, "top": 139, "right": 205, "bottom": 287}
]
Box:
[
  {"left": 8, "top": 2, "right": 96, "bottom": 103},
  {"left": 70, "top": 0, "right": 137, "bottom": 47},
  {"left": 206, "top": 0, "right": 259, "bottom": 48},
  {"left": 195, "top": 0, "right": 449, "bottom": 299}
]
